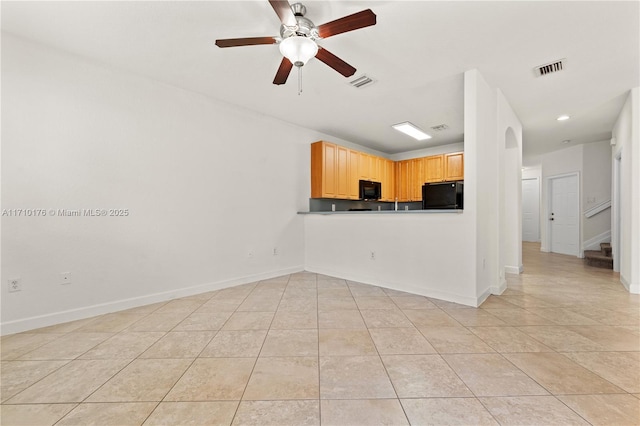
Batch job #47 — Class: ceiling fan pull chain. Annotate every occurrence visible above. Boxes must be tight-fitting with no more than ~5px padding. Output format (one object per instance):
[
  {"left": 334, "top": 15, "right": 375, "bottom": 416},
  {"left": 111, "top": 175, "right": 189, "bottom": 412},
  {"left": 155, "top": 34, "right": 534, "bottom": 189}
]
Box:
[{"left": 298, "top": 66, "right": 303, "bottom": 95}]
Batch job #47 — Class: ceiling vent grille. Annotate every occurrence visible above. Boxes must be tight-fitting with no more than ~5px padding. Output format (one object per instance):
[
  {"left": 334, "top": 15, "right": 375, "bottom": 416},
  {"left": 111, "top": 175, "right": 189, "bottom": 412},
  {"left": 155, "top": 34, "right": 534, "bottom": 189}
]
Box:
[
  {"left": 534, "top": 59, "right": 566, "bottom": 77},
  {"left": 430, "top": 124, "right": 449, "bottom": 131},
  {"left": 349, "top": 75, "right": 375, "bottom": 88}
]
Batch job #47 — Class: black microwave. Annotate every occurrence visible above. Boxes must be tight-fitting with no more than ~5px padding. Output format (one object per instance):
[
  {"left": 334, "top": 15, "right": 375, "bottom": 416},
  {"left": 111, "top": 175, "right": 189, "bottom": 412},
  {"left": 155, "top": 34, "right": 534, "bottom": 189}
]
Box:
[
  {"left": 422, "top": 181, "right": 464, "bottom": 209},
  {"left": 359, "top": 180, "right": 381, "bottom": 200}
]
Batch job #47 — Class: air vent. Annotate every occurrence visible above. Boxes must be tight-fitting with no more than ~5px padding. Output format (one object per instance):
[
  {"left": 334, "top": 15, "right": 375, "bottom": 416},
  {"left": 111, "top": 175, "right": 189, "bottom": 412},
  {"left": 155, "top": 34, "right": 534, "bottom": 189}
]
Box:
[
  {"left": 349, "top": 75, "right": 375, "bottom": 88},
  {"left": 430, "top": 124, "right": 449, "bottom": 131},
  {"left": 534, "top": 59, "right": 566, "bottom": 77}
]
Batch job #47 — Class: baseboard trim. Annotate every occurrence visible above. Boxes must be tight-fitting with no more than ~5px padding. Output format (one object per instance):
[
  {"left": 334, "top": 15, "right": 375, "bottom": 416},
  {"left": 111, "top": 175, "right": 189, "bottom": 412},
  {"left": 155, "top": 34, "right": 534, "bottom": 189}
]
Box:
[
  {"left": 305, "top": 265, "right": 481, "bottom": 307},
  {"left": 490, "top": 279, "right": 507, "bottom": 296},
  {"left": 504, "top": 265, "right": 523, "bottom": 275},
  {"left": 477, "top": 287, "right": 494, "bottom": 306},
  {"left": 620, "top": 274, "right": 640, "bottom": 294},
  {"left": 1, "top": 265, "right": 304, "bottom": 336}
]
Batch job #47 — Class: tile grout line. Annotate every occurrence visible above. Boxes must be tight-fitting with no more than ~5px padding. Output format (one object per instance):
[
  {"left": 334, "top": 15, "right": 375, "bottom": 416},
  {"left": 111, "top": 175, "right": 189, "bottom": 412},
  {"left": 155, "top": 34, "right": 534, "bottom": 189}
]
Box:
[{"left": 227, "top": 273, "right": 291, "bottom": 426}]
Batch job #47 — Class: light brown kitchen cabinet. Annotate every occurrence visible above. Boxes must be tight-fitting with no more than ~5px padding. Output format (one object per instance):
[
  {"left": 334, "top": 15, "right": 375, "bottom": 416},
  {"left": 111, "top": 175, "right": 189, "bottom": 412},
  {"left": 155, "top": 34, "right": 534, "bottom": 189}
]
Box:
[
  {"left": 410, "top": 157, "right": 425, "bottom": 201},
  {"left": 311, "top": 140, "right": 461, "bottom": 201},
  {"left": 424, "top": 155, "right": 444, "bottom": 183},
  {"left": 382, "top": 159, "right": 395, "bottom": 201},
  {"left": 311, "top": 141, "right": 366, "bottom": 200},
  {"left": 348, "top": 149, "right": 360, "bottom": 199},
  {"left": 336, "top": 145, "right": 349, "bottom": 199},
  {"left": 311, "top": 141, "right": 336, "bottom": 198},
  {"left": 395, "top": 160, "right": 411, "bottom": 202},
  {"left": 358, "top": 152, "right": 370, "bottom": 180},
  {"left": 444, "top": 152, "right": 464, "bottom": 181}
]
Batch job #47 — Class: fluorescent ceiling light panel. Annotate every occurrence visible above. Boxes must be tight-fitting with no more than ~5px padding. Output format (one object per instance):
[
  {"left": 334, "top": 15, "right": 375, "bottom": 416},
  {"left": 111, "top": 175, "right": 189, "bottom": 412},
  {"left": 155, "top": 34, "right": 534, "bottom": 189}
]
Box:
[{"left": 392, "top": 122, "right": 432, "bottom": 140}]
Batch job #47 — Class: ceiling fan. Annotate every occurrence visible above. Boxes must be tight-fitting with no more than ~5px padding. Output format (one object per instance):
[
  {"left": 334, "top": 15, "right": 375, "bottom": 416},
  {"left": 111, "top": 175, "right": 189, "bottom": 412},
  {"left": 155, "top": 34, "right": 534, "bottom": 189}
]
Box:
[{"left": 215, "top": 0, "right": 376, "bottom": 85}]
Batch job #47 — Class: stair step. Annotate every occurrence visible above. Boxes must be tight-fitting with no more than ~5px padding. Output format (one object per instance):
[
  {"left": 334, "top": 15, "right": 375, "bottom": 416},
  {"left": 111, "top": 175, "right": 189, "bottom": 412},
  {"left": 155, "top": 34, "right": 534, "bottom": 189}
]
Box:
[
  {"left": 584, "top": 250, "right": 613, "bottom": 269},
  {"left": 600, "top": 242, "right": 612, "bottom": 256}
]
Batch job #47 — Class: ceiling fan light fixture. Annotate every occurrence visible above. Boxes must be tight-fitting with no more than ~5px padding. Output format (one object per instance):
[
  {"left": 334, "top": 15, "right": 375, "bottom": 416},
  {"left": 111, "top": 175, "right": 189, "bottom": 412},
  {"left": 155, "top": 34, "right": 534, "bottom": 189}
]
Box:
[{"left": 279, "top": 36, "right": 318, "bottom": 67}]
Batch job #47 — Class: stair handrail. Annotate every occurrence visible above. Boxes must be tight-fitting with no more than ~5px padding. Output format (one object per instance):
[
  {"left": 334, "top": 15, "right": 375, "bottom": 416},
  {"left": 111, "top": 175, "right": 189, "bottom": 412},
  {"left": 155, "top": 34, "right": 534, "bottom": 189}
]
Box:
[{"left": 584, "top": 199, "right": 611, "bottom": 218}]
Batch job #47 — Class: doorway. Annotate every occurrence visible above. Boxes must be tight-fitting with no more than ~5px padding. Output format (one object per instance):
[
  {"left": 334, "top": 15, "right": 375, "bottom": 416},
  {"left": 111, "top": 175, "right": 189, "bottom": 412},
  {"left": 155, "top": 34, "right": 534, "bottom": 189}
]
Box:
[
  {"left": 548, "top": 173, "right": 579, "bottom": 256},
  {"left": 522, "top": 177, "right": 540, "bottom": 242}
]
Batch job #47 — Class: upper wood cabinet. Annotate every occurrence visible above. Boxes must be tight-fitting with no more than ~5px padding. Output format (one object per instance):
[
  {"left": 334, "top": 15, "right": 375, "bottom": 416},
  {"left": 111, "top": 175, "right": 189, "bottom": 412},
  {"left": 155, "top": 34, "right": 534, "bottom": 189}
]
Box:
[
  {"left": 424, "top": 155, "right": 444, "bottom": 183},
  {"left": 311, "top": 141, "right": 357, "bottom": 199},
  {"left": 444, "top": 152, "right": 464, "bottom": 181},
  {"left": 311, "top": 140, "right": 463, "bottom": 201},
  {"left": 358, "top": 152, "right": 370, "bottom": 180},
  {"left": 395, "top": 160, "right": 411, "bottom": 202},
  {"left": 382, "top": 159, "right": 395, "bottom": 201},
  {"left": 336, "top": 145, "right": 350, "bottom": 199},
  {"left": 410, "top": 157, "right": 425, "bottom": 201},
  {"left": 348, "top": 149, "right": 360, "bottom": 200}
]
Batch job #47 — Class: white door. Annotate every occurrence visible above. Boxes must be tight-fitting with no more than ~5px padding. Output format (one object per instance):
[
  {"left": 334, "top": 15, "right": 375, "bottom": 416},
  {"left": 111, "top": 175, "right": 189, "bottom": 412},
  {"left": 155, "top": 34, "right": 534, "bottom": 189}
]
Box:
[
  {"left": 549, "top": 174, "right": 579, "bottom": 256},
  {"left": 522, "top": 178, "right": 540, "bottom": 242}
]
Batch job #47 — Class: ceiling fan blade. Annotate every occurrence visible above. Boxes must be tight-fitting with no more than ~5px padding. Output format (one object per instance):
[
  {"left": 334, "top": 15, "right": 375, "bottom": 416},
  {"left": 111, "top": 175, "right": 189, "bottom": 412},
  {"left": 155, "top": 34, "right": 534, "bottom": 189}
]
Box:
[
  {"left": 269, "top": 0, "right": 297, "bottom": 27},
  {"left": 315, "top": 48, "right": 356, "bottom": 77},
  {"left": 215, "top": 37, "right": 276, "bottom": 48},
  {"left": 317, "top": 9, "right": 376, "bottom": 39},
  {"left": 273, "top": 57, "right": 294, "bottom": 85}
]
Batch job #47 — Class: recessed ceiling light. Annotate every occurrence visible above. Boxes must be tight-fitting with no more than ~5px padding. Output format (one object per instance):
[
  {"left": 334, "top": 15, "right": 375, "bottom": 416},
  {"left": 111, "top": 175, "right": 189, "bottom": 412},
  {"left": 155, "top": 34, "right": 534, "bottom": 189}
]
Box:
[
  {"left": 392, "top": 122, "right": 432, "bottom": 141},
  {"left": 557, "top": 115, "right": 570, "bottom": 121}
]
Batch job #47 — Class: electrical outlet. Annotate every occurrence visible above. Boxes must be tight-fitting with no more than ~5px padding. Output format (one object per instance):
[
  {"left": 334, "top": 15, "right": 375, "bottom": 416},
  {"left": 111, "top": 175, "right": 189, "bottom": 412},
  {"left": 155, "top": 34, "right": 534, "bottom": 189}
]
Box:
[
  {"left": 273, "top": 247, "right": 278, "bottom": 256},
  {"left": 370, "top": 251, "right": 376, "bottom": 261},
  {"left": 8, "top": 278, "right": 21, "bottom": 292},
  {"left": 248, "top": 250, "right": 254, "bottom": 258},
  {"left": 60, "top": 272, "right": 72, "bottom": 285}
]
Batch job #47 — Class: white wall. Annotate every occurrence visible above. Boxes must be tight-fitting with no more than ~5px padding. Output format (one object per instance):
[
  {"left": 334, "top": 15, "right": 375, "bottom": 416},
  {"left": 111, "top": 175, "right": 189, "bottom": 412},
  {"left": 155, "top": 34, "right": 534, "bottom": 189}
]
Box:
[
  {"left": 529, "top": 141, "right": 612, "bottom": 254},
  {"left": 1, "top": 34, "right": 346, "bottom": 333},
  {"left": 538, "top": 144, "right": 582, "bottom": 253},
  {"left": 583, "top": 141, "right": 612, "bottom": 243},
  {"left": 497, "top": 91, "right": 523, "bottom": 276},
  {"left": 522, "top": 166, "right": 542, "bottom": 242},
  {"left": 304, "top": 69, "right": 521, "bottom": 306},
  {"left": 465, "top": 70, "right": 498, "bottom": 299},
  {"left": 611, "top": 87, "right": 640, "bottom": 293},
  {"left": 304, "top": 213, "right": 477, "bottom": 305}
]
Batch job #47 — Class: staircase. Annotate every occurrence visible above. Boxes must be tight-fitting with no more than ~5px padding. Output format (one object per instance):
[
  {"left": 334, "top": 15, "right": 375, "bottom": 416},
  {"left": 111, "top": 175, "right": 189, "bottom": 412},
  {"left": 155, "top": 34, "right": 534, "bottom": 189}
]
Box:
[{"left": 584, "top": 243, "right": 613, "bottom": 269}]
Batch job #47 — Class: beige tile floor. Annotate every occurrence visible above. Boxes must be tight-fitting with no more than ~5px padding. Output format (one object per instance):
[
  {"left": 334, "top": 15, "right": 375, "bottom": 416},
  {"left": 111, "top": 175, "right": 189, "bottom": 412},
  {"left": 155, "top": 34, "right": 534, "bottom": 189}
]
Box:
[{"left": 2, "top": 242, "right": 639, "bottom": 425}]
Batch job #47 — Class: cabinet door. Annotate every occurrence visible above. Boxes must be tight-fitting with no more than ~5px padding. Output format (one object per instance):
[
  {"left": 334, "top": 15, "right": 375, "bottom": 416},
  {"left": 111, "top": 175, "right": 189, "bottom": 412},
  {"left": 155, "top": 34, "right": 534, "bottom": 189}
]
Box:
[
  {"left": 444, "top": 152, "right": 464, "bottom": 181},
  {"left": 372, "top": 156, "right": 382, "bottom": 182},
  {"left": 387, "top": 160, "right": 396, "bottom": 201},
  {"left": 380, "top": 159, "right": 388, "bottom": 201},
  {"left": 336, "top": 145, "right": 349, "bottom": 199},
  {"left": 384, "top": 159, "right": 396, "bottom": 201},
  {"left": 322, "top": 142, "right": 337, "bottom": 197},
  {"left": 410, "top": 157, "right": 425, "bottom": 201},
  {"left": 424, "top": 155, "right": 444, "bottom": 183},
  {"left": 359, "top": 152, "right": 370, "bottom": 180},
  {"left": 396, "top": 160, "right": 411, "bottom": 202},
  {"left": 348, "top": 149, "right": 360, "bottom": 199}
]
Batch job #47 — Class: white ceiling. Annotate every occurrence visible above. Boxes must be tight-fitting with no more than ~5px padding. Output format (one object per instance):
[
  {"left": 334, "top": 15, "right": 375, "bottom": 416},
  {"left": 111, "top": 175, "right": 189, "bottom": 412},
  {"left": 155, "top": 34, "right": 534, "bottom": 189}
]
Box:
[{"left": 2, "top": 1, "right": 638, "bottom": 156}]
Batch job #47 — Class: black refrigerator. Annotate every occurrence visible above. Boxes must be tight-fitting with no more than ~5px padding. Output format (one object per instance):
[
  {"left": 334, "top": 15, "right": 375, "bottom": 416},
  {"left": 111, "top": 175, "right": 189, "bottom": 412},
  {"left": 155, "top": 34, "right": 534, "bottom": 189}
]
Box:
[{"left": 422, "top": 182, "right": 464, "bottom": 210}]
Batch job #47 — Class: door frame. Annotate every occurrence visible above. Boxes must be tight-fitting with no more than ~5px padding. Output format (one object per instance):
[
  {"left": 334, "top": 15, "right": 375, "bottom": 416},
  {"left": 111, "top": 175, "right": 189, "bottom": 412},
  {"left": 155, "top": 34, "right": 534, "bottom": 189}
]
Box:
[
  {"left": 612, "top": 152, "right": 621, "bottom": 271},
  {"left": 546, "top": 172, "right": 581, "bottom": 257},
  {"left": 522, "top": 177, "right": 540, "bottom": 242}
]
